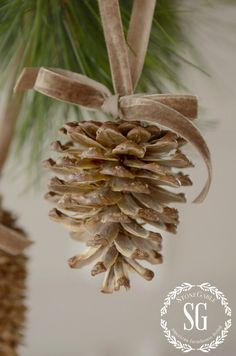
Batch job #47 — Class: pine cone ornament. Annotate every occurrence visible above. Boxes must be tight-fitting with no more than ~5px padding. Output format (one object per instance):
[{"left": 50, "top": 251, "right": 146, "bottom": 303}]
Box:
[
  {"left": 0, "top": 200, "right": 27, "bottom": 355},
  {"left": 44, "top": 120, "right": 193, "bottom": 293}
]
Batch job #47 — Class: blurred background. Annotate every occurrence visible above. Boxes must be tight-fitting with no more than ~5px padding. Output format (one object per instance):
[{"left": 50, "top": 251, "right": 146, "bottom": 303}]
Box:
[{"left": 1, "top": 1, "right": 236, "bottom": 355}]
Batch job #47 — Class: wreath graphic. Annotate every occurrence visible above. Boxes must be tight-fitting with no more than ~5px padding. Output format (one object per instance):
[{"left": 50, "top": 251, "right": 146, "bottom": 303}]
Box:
[{"left": 160, "top": 282, "right": 232, "bottom": 353}]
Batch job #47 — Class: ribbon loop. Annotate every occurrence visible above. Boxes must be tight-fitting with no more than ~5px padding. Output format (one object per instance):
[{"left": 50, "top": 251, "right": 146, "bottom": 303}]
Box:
[{"left": 15, "top": 67, "right": 111, "bottom": 110}]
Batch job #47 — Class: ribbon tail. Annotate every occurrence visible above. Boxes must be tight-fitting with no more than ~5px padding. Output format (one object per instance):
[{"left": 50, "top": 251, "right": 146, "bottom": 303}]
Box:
[
  {"left": 120, "top": 97, "right": 212, "bottom": 203},
  {"left": 0, "top": 223, "right": 32, "bottom": 256}
]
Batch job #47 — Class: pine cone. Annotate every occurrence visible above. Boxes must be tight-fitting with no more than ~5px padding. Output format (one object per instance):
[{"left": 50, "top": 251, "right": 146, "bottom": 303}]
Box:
[
  {"left": 0, "top": 200, "right": 27, "bottom": 356},
  {"left": 44, "top": 120, "right": 193, "bottom": 293}
]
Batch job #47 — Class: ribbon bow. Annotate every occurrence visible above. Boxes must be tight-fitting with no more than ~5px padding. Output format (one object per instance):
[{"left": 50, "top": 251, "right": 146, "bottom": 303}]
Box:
[{"left": 14, "top": 0, "right": 212, "bottom": 204}]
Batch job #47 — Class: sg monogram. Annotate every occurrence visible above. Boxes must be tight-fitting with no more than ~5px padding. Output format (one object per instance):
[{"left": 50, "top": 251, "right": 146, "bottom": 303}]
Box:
[
  {"left": 183, "top": 302, "right": 207, "bottom": 331},
  {"left": 160, "top": 283, "right": 232, "bottom": 352}
]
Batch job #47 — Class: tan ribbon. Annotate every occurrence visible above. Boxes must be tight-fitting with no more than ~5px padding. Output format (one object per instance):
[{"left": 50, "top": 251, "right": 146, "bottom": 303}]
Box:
[
  {"left": 14, "top": 0, "right": 212, "bottom": 204},
  {"left": 127, "top": 0, "right": 156, "bottom": 89}
]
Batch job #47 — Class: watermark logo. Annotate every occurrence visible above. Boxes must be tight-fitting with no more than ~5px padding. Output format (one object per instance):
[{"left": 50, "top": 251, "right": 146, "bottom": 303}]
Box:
[{"left": 160, "top": 283, "right": 232, "bottom": 353}]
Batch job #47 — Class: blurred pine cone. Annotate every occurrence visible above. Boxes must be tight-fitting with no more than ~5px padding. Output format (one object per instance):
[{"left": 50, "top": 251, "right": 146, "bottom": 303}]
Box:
[
  {"left": 0, "top": 201, "right": 27, "bottom": 355},
  {"left": 44, "top": 120, "right": 193, "bottom": 293}
]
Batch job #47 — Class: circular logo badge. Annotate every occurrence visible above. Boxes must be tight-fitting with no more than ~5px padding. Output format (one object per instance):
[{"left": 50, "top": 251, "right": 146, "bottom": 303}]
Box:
[{"left": 160, "top": 282, "right": 232, "bottom": 353}]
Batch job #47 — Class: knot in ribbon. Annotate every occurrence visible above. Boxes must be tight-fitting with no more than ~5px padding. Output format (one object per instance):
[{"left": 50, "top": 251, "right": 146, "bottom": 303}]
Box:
[{"left": 102, "top": 94, "right": 120, "bottom": 118}]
